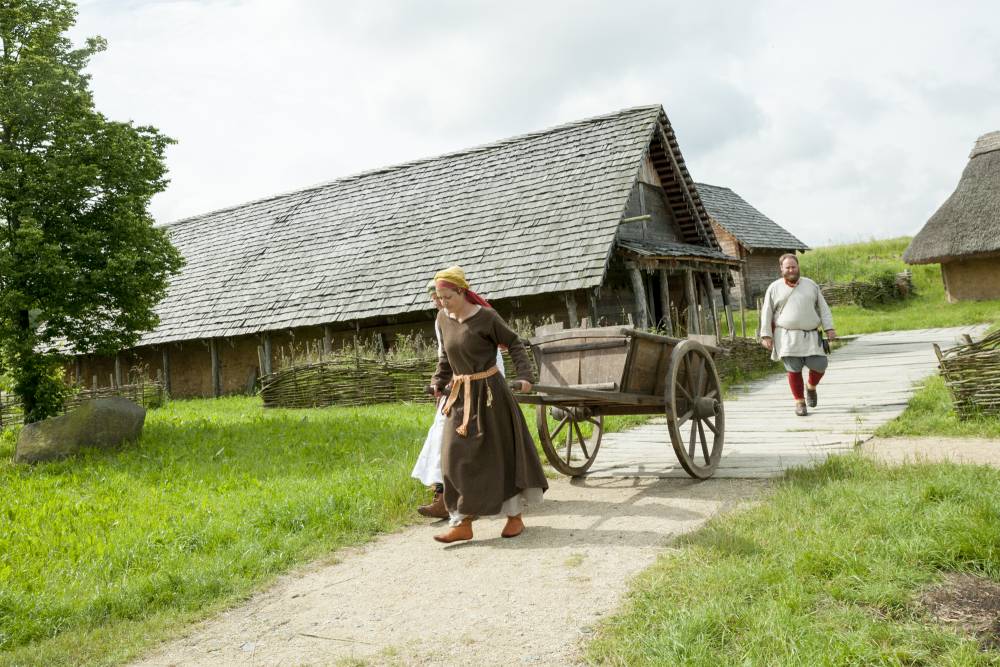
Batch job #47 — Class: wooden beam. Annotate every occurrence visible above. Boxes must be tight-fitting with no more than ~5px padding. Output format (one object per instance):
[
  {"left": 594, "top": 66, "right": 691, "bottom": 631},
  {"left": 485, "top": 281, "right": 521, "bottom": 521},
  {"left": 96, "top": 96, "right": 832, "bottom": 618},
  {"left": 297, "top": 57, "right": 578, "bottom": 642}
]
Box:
[
  {"left": 655, "top": 125, "right": 712, "bottom": 247},
  {"left": 161, "top": 347, "right": 172, "bottom": 396},
  {"left": 210, "top": 339, "right": 221, "bottom": 398},
  {"left": 589, "top": 287, "right": 600, "bottom": 325},
  {"left": 564, "top": 291, "right": 579, "bottom": 328},
  {"left": 113, "top": 354, "right": 122, "bottom": 388},
  {"left": 262, "top": 333, "right": 273, "bottom": 376},
  {"left": 684, "top": 269, "right": 700, "bottom": 335},
  {"left": 719, "top": 271, "right": 736, "bottom": 341},
  {"left": 658, "top": 270, "right": 673, "bottom": 335},
  {"left": 628, "top": 264, "right": 649, "bottom": 329},
  {"left": 74, "top": 357, "right": 81, "bottom": 386},
  {"left": 323, "top": 325, "right": 332, "bottom": 355},
  {"left": 702, "top": 272, "right": 720, "bottom": 339}
]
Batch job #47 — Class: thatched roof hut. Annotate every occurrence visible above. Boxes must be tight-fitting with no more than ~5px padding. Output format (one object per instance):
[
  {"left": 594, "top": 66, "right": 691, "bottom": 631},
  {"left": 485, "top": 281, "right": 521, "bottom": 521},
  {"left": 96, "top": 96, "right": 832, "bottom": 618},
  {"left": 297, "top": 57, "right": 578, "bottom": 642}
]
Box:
[{"left": 904, "top": 131, "right": 1000, "bottom": 302}]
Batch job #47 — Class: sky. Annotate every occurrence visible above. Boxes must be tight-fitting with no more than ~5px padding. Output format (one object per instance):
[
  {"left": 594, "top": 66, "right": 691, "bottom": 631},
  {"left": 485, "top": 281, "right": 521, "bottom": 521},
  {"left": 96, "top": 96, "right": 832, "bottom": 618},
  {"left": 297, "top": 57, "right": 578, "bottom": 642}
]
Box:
[{"left": 71, "top": 0, "right": 1000, "bottom": 247}]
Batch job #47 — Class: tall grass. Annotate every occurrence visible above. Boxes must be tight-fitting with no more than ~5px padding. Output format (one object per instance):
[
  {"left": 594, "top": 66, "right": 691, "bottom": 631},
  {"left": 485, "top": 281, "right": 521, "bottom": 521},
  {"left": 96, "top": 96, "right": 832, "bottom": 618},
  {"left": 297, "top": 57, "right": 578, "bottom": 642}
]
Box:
[{"left": 588, "top": 455, "right": 1000, "bottom": 665}]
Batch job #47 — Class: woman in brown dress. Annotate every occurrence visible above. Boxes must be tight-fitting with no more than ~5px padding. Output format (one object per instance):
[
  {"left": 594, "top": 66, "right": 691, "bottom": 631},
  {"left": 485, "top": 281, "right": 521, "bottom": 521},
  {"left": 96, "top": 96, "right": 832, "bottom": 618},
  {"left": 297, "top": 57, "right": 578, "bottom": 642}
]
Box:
[{"left": 430, "top": 266, "right": 548, "bottom": 543}]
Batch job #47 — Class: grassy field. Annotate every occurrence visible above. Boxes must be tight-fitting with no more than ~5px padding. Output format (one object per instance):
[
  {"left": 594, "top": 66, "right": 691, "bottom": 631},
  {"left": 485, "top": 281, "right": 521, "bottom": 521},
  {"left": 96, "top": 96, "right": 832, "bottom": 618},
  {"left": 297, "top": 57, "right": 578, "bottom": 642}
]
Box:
[
  {"left": 876, "top": 375, "right": 1000, "bottom": 439},
  {"left": 720, "top": 237, "right": 1000, "bottom": 337},
  {"left": 587, "top": 455, "right": 1000, "bottom": 665},
  {"left": 0, "top": 397, "right": 646, "bottom": 665}
]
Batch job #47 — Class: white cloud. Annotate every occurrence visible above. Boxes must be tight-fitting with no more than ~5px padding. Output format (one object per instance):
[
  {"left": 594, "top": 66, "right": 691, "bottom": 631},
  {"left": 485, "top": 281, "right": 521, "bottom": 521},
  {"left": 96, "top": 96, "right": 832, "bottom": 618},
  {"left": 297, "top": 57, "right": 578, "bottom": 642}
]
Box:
[{"left": 70, "top": 0, "right": 1000, "bottom": 246}]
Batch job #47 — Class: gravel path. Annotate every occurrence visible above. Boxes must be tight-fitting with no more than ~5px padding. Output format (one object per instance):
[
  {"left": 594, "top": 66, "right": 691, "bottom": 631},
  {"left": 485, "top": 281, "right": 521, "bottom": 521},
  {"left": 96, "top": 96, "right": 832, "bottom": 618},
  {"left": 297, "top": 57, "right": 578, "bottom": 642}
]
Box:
[{"left": 134, "top": 476, "right": 767, "bottom": 666}]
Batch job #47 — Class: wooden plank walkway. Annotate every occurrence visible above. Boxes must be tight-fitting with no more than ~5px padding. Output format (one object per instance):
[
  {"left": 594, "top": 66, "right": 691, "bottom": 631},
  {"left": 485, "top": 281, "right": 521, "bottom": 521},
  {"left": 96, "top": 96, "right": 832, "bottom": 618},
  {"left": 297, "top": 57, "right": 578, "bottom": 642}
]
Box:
[{"left": 586, "top": 326, "right": 988, "bottom": 479}]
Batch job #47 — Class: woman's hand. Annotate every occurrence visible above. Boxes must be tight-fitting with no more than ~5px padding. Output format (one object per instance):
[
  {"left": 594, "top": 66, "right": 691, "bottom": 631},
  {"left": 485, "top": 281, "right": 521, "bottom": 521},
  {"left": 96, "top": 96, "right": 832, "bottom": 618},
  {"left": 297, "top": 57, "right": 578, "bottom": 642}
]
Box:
[
  {"left": 825, "top": 328, "right": 837, "bottom": 341},
  {"left": 513, "top": 380, "right": 533, "bottom": 393}
]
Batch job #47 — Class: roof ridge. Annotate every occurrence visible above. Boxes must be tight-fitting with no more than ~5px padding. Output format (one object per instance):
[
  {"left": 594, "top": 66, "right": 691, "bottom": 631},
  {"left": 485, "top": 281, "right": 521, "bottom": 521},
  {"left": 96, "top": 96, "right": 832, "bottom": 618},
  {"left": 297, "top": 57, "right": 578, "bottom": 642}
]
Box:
[
  {"left": 162, "top": 104, "right": 664, "bottom": 229},
  {"left": 970, "top": 130, "right": 1000, "bottom": 159}
]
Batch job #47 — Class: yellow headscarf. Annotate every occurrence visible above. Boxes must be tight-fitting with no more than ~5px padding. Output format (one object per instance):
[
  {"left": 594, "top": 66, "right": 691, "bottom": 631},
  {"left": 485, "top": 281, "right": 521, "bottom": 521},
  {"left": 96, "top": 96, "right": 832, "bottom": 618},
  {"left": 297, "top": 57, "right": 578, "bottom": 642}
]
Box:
[{"left": 434, "top": 266, "right": 469, "bottom": 290}]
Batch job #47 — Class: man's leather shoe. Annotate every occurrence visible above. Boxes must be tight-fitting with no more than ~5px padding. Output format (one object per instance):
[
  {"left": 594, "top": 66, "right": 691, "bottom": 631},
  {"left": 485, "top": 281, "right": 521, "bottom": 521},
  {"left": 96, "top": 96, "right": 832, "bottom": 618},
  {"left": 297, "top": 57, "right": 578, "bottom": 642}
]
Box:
[
  {"left": 417, "top": 491, "right": 449, "bottom": 520},
  {"left": 795, "top": 403, "right": 808, "bottom": 416},
  {"left": 806, "top": 387, "right": 818, "bottom": 408}
]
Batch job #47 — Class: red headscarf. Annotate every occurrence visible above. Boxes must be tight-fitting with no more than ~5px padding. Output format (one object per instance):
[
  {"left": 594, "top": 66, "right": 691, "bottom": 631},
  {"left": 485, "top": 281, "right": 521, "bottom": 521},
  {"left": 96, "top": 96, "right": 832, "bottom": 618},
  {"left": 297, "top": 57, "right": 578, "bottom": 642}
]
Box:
[{"left": 435, "top": 279, "right": 492, "bottom": 309}]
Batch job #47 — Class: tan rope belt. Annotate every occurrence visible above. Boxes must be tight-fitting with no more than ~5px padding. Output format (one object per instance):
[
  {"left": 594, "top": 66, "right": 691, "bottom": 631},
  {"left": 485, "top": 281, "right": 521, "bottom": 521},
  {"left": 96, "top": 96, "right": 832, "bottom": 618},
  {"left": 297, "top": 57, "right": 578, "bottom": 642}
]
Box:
[{"left": 441, "top": 366, "right": 500, "bottom": 437}]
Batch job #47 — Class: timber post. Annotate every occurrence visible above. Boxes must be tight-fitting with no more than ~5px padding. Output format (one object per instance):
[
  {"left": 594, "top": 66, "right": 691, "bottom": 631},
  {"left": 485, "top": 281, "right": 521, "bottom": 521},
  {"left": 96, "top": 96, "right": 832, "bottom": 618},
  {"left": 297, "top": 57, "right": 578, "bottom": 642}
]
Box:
[
  {"left": 210, "top": 338, "right": 221, "bottom": 398},
  {"left": 658, "top": 269, "right": 672, "bottom": 335},
  {"left": 564, "top": 292, "right": 579, "bottom": 328},
  {"left": 161, "top": 347, "right": 172, "bottom": 396},
  {"left": 627, "top": 264, "right": 649, "bottom": 329},
  {"left": 684, "top": 268, "right": 700, "bottom": 335},
  {"left": 719, "top": 271, "right": 736, "bottom": 340},
  {"left": 261, "top": 333, "right": 273, "bottom": 376}
]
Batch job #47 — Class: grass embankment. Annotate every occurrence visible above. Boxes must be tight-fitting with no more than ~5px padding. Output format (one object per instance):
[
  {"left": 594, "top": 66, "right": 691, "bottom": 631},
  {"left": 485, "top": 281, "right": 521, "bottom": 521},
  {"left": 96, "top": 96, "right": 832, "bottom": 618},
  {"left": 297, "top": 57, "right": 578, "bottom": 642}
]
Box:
[
  {"left": 588, "top": 455, "right": 1000, "bottom": 665},
  {"left": 0, "top": 397, "right": 644, "bottom": 665},
  {"left": 720, "top": 237, "right": 1000, "bottom": 338}
]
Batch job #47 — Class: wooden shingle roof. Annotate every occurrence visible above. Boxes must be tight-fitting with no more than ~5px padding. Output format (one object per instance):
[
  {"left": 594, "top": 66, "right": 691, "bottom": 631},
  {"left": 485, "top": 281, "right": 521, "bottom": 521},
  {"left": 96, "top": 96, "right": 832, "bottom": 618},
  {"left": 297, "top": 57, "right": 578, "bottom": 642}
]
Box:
[
  {"left": 143, "top": 105, "right": 717, "bottom": 345},
  {"left": 696, "top": 183, "right": 808, "bottom": 252}
]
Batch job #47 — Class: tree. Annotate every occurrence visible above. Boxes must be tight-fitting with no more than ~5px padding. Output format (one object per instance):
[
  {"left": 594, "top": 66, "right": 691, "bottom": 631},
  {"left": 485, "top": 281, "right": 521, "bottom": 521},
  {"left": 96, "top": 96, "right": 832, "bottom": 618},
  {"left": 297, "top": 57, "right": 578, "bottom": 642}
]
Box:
[{"left": 0, "top": 0, "right": 183, "bottom": 422}]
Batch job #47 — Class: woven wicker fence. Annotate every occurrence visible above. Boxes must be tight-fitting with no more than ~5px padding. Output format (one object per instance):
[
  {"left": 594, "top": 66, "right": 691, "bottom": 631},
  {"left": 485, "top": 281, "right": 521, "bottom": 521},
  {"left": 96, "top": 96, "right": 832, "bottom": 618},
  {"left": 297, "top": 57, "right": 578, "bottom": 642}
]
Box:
[
  {"left": 259, "top": 348, "right": 535, "bottom": 409},
  {"left": 821, "top": 270, "right": 914, "bottom": 308},
  {"left": 935, "top": 330, "right": 1000, "bottom": 419},
  {"left": 0, "top": 381, "right": 164, "bottom": 431},
  {"left": 260, "top": 336, "right": 769, "bottom": 409}
]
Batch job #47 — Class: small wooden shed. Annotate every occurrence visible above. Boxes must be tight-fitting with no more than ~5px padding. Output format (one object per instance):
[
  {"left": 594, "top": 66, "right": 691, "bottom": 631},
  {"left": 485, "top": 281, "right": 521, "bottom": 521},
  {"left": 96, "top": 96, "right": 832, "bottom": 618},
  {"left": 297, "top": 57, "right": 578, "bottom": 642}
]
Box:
[
  {"left": 696, "top": 183, "right": 809, "bottom": 303},
  {"left": 904, "top": 131, "right": 1000, "bottom": 302}
]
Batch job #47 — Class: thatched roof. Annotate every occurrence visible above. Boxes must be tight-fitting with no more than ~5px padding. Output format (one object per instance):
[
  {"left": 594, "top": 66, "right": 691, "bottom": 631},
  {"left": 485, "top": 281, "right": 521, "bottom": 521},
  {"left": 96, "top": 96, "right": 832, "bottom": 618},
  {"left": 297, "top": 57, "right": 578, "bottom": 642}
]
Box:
[
  {"left": 142, "top": 105, "right": 724, "bottom": 345},
  {"left": 903, "top": 131, "right": 1000, "bottom": 264},
  {"left": 696, "top": 183, "right": 808, "bottom": 252}
]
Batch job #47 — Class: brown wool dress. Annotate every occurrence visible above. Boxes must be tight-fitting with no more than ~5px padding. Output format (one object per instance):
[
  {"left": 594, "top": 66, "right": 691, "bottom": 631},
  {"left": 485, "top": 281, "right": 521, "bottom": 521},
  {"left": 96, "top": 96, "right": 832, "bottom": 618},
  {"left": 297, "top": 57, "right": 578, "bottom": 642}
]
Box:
[{"left": 432, "top": 307, "right": 548, "bottom": 519}]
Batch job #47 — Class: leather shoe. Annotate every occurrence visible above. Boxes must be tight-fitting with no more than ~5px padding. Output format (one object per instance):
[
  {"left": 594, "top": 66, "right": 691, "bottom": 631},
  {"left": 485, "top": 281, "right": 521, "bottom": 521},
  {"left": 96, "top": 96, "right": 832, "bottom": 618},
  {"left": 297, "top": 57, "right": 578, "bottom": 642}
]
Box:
[
  {"left": 417, "top": 491, "right": 449, "bottom": 520},
  {"left": 795, "top": 403, "right": 808, "bottom": 416},
  {"left": 501, "top": 514, "right": 524, "bottom": 538},
  {"left": 806, "top": 387, "right": 818, "bottom": 408},
  {"left": 434, "top": 518, "right": 473, "bottom": 543}
]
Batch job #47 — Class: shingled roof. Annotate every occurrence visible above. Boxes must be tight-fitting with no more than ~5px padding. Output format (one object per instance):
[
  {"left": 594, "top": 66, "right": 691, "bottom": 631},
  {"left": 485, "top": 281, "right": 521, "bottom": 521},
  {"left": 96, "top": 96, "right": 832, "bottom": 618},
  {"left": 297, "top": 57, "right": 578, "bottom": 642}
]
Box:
[
  {"left": 142, "top": 105, "right": 721, "bottom": 345},
  {"left": 696, "top": 183, "right": 808, "bottom": 252},
  {"left": 904, "top": 131, "right": 1000, "bottom": 264}
]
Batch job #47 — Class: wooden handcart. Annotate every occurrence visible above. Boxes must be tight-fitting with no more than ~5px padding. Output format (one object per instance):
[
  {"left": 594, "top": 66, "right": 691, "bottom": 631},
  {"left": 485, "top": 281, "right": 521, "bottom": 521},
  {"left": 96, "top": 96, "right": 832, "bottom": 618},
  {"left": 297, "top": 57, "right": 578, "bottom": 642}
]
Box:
[{"left": 516, "top": 326, "right": 725, "bottom": 479}]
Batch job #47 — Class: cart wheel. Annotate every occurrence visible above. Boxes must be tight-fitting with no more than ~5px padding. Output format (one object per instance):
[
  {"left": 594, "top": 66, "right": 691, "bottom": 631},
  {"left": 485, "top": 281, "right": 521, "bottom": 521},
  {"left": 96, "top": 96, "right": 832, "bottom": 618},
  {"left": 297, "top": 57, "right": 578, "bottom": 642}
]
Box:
[
  {"left": 536, "top": 405, "right": 603, "bottom": 476},
  {"left": 665, "top": 339, "right": 725, "bottom": 479}
]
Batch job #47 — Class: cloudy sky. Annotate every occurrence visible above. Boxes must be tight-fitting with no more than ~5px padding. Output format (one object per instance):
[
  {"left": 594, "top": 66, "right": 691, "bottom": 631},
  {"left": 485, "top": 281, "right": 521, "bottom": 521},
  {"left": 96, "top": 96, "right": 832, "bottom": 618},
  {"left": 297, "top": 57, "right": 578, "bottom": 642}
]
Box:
[{"left": 71, "top": 0, "right": 1000, "bottom": 247}]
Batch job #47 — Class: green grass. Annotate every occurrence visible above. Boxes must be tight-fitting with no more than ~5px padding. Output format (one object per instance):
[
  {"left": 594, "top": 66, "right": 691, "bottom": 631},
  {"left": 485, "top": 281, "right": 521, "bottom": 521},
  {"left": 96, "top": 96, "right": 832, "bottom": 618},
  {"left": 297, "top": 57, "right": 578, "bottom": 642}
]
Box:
[
  {"left": 720, "top": 237, "right": 1000, "bottom": 337},
  {"left": 876, "top": 375, "right": 1000, "bottom": 439},
  {"left": 587, "top": 455, "right": 1000, "bottom": 665},
  {"left": 0, "top": 396, "right": 646, "bottom": 665}
]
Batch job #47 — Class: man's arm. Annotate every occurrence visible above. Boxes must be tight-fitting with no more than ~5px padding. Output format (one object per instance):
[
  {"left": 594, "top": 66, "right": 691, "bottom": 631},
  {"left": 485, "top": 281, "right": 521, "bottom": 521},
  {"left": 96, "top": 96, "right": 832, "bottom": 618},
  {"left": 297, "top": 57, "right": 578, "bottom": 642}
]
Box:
[
  {"left": 759, "top": 284, "right": 775, "bottom": 350},
  {"left": 813, "top": 280, "right": 836, "bottom": 339}
]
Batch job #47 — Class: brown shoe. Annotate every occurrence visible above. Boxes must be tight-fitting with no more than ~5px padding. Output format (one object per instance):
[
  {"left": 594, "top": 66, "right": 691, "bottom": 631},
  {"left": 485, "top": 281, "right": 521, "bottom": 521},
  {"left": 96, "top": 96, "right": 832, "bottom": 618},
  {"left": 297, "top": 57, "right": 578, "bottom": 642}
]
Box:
[
  {"left": 501, "top": 514, "right": 524, "bottom": 538},
  {"left": 806, "top": 387, "right": 818, "bottom": 408},
  {"left": 434, "top": 518, "right": 473, "bottom": 543},
  {"left": 795, "top": 402, "right": 808, "bottom": 417},
  {"left": 417, "top": 491, "right": 449, "bottom": 520}
]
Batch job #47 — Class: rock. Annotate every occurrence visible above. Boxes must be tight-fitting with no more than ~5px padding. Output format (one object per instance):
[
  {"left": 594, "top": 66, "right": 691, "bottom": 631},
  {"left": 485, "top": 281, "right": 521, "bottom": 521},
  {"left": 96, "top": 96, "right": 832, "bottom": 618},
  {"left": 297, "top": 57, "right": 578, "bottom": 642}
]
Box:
[{"left": 14, "top": 397, "right": 146, "bottom": 464}]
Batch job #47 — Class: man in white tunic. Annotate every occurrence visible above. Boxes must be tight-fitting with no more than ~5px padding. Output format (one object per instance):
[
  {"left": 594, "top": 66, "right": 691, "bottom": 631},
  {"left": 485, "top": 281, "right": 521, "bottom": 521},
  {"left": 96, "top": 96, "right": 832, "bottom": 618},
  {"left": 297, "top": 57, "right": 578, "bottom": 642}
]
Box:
[{"left": 759, "top": 254, "right": 836, "bottom": 416}]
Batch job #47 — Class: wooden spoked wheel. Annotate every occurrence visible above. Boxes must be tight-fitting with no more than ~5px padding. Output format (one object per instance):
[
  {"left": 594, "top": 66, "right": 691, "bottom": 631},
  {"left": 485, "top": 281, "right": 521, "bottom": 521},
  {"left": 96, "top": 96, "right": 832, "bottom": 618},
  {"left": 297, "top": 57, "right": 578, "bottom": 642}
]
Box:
[
  {"left": 536, "top": 405, "right": 603, "bottom": 476},
  {"left": 665, "top": 340, "right": 725, "bottom": 479}
]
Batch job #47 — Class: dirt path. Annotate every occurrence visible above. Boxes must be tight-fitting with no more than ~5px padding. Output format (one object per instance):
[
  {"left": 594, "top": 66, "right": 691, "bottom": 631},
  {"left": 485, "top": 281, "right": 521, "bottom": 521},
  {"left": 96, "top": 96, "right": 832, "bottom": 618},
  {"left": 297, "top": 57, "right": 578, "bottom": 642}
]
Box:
[
  {"left": 861, "top": 436, "right": 1000, "bottom": 467},
  {"left": 134, "top": 477, "right": 768, "bottom": 666}
]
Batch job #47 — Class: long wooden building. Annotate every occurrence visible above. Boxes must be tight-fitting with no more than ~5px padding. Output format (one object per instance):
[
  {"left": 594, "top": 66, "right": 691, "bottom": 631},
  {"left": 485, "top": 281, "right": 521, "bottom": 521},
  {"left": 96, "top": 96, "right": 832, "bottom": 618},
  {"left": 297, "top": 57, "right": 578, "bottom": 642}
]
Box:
[{"left": 73, "top": 105, "right": 741, "bottom": 397}]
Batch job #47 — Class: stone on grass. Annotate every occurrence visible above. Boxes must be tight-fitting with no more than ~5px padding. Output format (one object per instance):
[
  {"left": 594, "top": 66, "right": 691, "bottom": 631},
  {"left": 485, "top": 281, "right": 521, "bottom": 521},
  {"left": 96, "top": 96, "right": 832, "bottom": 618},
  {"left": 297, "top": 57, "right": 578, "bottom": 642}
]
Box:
[{"left": 14, "top": 397, "right": 146, "bottom": 464}]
